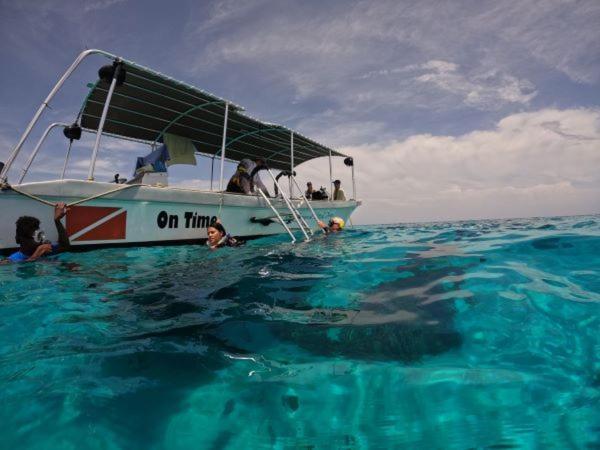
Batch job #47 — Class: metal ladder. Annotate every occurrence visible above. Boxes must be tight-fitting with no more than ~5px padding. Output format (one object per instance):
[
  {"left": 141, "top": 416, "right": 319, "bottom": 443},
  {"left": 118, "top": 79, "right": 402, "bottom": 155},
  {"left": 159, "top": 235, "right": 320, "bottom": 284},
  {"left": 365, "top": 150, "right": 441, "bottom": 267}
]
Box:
[
  {"left": 256, "top": 188, "right": 298, "bottom": 243},
  {"left": 262, "top": 169, "right": 316, "bottom": 242}
]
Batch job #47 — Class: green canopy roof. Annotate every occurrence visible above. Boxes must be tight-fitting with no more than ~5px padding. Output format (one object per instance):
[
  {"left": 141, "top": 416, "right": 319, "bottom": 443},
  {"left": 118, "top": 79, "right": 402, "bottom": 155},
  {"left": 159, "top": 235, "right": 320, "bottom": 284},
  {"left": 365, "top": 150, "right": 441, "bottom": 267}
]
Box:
[{"left": 80, "top": 59, "right": 346, "bottom": 171}]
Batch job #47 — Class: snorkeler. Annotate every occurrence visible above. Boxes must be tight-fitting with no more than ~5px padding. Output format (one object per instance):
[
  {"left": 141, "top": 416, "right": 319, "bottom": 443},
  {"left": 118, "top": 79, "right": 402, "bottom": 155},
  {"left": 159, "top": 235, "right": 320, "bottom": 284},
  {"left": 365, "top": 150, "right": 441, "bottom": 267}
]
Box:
[
  {"left": 317, "top": 217, "right": 345, "bottom": 234},
  {"left": 206, "top": 221, "right": 241, "bottom": 250},
  {"left": 6, "top": 203, "right": 71, "bottom": 262}
]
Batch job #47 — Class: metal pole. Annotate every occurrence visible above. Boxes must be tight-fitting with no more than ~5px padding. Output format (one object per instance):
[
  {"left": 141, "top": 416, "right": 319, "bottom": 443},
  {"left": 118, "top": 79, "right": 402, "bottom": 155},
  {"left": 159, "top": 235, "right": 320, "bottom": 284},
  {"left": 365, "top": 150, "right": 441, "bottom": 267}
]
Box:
[
  {"left": 61, "top": 140, "right": 74, "bottom": 180},
  {"left": 218, "top": 103, "right": 229, "bottom": 191},
  {"left": 265, "top": 168, "right": 310, "bottom": 241},
  {"left": 351, "top": 163, "right": 356, "bottom": 200},
  {"left": 257, "top": 188, "right": 296, "bottom": 243},
  {"left": 291, "top": 176, "right": 323, "bottom": 233},
  {"left": 18, "top": 122, "right": 69, "bottom": 184},
  {"left": 1, "top": 49, "right": 106, "bottom": 183},
  {"left": 88, "top": 63, "right": 122, "bottom": 181},
  {"left": 290, "top": 132, "right": 294, "bottom": 198},
  {"left": 328, "top": 149, "right": 333, "bottom": 202},
  {"left": 210, "top": 156, "right": 215, "bottom": 191},
  {"left": 287, "top": 190, "right": 311, "bottom": 233}
]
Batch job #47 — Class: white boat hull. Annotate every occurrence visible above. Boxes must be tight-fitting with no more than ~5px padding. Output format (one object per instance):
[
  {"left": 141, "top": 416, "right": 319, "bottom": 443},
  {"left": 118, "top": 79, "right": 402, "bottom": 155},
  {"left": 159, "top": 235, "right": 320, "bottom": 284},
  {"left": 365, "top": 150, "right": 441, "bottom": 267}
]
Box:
[{"left": 0, "top": 180, "right": 359, "bottom": 252}]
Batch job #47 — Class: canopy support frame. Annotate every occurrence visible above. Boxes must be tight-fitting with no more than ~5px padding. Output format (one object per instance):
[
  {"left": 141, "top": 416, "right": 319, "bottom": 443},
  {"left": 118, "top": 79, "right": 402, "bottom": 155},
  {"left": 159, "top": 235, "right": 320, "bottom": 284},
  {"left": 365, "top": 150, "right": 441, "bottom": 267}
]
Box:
[
  {"left": 328, "top": 149, "right": 333, "bottom": 202},
  {"left": 218, "top": 103, "right": 229, "bottom": 191},
  {"left": 61, "top": 139, "right": 74, "bottom": 180},
  {"left": 351, "top": 162, "right": 356, "bottom": 200},
  {"left": 88, "top": 61, "right": 123, "bottom": 181},
  {"left": 151, "top": 100, "right": 226, "bottom": 147},
  {"left": 290, "top": 131, "right": 294, "bottom": 198},
  {"left": 0, "top": 49, "right": 112, "bottom": 183},
  {"left": 18, "top": 122, "right": 69, "bottom": 184}
]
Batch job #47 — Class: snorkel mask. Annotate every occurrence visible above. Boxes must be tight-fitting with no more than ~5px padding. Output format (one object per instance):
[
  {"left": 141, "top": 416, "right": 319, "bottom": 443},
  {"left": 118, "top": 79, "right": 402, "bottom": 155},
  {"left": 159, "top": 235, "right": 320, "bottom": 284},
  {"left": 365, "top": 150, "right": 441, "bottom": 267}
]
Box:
[{"left": 34, "top": 229, "right": 50, "bottom": 244}]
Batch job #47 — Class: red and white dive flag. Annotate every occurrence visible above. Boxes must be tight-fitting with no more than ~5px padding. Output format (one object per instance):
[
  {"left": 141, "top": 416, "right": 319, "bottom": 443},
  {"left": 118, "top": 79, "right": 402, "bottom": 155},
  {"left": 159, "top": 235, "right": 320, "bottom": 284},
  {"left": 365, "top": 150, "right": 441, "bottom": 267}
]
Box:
[{"left": 66, "top": 206, "right": 127, "bottom": 242}]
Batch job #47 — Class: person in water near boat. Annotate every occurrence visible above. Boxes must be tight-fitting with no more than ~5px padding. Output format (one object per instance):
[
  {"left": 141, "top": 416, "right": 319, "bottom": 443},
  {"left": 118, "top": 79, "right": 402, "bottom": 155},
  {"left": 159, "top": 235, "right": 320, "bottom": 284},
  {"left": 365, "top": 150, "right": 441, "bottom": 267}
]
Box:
[
  {"left": 333, "top": 179, "right": 346, "bottom": 201},
  {"left": 206, "top": 220, "right": 241, "bottom": 250},
  {"left": 317, "top": 216, "right": 345, "bottom": 234},
  {"left": 226, "top": 158, "right": 270, "bottom": 196},
  {"left": 5, "top": 203, "right": 71, "bottom": 263}
]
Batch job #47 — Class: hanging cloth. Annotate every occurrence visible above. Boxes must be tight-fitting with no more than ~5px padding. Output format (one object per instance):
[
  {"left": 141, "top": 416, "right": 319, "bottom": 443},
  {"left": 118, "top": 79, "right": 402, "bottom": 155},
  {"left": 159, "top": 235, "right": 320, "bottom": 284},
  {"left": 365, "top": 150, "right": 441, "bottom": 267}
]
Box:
[{"left": 163, "top": 133, "right": 197, "bottom": 166}]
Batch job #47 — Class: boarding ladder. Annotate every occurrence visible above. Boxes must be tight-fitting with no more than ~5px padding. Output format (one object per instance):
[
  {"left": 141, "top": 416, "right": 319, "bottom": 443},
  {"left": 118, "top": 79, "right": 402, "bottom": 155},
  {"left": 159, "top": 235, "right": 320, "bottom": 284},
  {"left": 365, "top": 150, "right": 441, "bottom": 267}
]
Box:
[{"left": 257, "top": 168, "right": 323, "bottom": 243}]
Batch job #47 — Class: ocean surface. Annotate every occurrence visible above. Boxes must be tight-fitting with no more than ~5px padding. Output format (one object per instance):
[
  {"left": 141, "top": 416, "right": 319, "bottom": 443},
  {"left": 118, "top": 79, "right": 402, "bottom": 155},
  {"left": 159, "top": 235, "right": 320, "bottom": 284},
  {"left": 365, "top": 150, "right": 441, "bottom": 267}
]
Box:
[{"left": 1, "top": 215, "right": 599, "bottom": 449}]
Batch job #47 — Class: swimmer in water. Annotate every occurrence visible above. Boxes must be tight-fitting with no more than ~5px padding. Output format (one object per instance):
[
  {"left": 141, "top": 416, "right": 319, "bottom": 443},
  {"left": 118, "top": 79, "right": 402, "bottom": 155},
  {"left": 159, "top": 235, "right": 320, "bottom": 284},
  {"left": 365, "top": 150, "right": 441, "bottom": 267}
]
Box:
[
  {"left": 206, "top": 221, "right": 241, "bottom": 250},
  {"left": 317, "top": 217, "right": 345, "bottom": 234},
  {"left": 5, "top": 203, "right": 71, "bottom": 263}
]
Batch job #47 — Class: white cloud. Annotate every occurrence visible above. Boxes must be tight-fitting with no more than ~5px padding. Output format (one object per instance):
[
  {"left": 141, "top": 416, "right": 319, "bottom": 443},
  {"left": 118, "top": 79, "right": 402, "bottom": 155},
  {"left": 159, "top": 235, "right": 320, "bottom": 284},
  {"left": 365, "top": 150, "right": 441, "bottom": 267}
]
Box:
[
  {"left": 83, "top": 0, "right": 127, "bottom": 12},
  {"left": 297, "top": 108, "right": 600, "bottom": 224},
  {"left": 415, "top": 61, "right": 537, "bottom": 109},
  {"left": 182, "top": 0, "right": 599, "bottom": 110}
]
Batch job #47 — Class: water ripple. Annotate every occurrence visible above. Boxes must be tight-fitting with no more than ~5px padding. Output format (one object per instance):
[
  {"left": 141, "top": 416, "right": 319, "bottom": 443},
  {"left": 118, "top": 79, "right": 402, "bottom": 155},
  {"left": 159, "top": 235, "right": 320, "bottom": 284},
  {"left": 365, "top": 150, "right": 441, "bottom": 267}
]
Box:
[{"left": 0, "top": 214, "right": 598, "bottom": 449}]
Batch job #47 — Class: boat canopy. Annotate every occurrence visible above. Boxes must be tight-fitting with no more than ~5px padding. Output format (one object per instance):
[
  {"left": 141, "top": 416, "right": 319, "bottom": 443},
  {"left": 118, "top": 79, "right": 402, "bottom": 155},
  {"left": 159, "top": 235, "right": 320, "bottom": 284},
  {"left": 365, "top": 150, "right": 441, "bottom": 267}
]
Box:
[{"left": 79, "top": 60, "right": 346, "bottom": 171}]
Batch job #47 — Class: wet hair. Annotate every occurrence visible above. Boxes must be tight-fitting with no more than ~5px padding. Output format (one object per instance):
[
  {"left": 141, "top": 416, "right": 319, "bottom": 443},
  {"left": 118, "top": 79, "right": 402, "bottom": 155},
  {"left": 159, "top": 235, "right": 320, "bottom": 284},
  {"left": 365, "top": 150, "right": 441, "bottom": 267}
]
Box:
[
  {"left": 208, "top": 222, "right": 226, "bottom": 236},
  {"left": 15, "top": 216, "right": 40, "bottom": 245}
]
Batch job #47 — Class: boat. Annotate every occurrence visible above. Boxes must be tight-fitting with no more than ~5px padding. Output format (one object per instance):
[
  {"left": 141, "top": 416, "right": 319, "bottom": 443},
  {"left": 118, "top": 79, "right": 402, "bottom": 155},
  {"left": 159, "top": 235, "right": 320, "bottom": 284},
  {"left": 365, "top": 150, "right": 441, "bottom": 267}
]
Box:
[{"left": 0, "top": 49, "right": 360, "bottom": 253}]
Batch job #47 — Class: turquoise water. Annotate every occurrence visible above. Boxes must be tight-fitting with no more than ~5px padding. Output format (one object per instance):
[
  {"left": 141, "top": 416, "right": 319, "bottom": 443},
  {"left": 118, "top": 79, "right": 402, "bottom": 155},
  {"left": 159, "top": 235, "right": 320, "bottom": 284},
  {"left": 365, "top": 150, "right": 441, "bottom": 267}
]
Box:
[{"left": 1, "top": 215, "right": 599, "bottom": 449}]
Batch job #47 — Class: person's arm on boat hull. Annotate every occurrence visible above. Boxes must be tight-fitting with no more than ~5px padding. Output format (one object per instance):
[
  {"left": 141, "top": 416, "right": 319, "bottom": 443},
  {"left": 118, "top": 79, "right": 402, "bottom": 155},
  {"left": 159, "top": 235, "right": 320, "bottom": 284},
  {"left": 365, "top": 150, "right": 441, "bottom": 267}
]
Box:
[
  {"left": 250, "top": 158, "right": 270, "bottom": 197},
  {"left": 6, "top": 203, "right": 71, "bottom": 263},
  {"left": 54, "top": 202, "right": 70, "bottom": 252}
]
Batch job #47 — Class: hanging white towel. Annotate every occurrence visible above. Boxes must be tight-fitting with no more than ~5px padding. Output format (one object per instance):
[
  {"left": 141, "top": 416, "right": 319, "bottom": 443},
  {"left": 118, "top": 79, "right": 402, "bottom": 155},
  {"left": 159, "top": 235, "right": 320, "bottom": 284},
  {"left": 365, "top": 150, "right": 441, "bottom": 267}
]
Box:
[{"left": 164, "top": 133, "right": 197, "bottom": 166}]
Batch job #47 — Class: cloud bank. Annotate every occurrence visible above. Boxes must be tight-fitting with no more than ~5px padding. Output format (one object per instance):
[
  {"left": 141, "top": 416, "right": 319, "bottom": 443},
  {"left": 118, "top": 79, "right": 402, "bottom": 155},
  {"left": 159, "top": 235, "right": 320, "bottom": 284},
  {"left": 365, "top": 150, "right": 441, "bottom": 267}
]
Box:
[{"left": 299, "top": 108, "right": 600, "bottom": 223}]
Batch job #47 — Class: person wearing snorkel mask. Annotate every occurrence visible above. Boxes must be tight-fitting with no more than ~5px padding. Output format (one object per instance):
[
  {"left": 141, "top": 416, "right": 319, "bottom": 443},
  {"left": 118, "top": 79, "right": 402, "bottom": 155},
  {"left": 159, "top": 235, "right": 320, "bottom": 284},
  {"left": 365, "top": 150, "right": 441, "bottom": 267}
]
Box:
[
  {"left": 317, "top": 217, "right": 345, "bottom": 234},
  {"left": 6, "top": 203, "right": 71, "bottom": 263}
]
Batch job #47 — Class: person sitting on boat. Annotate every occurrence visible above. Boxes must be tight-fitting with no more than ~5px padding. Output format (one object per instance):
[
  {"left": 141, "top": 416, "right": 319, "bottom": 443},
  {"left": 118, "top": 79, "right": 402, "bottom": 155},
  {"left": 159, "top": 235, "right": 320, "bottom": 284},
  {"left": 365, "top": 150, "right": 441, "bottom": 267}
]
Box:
[
  {"left": 6, "top": 203, "right": 71, "bottom": 262},
  {"left": 317, "top": 216, "right": 345, "bottom": 234},
  {"left": 305, "top": 182, "right": 314, "bottom": 200},
  {"left": 206, "top": 221, "right": 241, "bottom": 250},
  {"left": 333, "top": 180, "right": 346, "bottom": 201},
  {"left": 226, "top": 158, "right": 271, "bottom": 196}
]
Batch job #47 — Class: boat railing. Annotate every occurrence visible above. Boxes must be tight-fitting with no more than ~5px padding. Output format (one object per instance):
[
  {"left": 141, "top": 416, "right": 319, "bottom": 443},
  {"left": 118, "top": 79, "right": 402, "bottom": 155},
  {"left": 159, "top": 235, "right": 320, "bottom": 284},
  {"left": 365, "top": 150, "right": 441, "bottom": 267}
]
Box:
[
  {"left": 257, "top": 188, "right": 297, "bottom": 243},
  {"left": 265, "top": 168, "right": 310, "bottom": 242},
  {"left": 0, "top": 49, "right": 358, "bottom": 206}
]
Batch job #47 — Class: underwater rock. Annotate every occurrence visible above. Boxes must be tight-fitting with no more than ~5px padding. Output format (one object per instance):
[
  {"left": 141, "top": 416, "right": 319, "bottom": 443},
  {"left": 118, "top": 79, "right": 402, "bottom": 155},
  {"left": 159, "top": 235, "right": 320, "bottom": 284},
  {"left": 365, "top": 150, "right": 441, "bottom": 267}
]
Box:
[
  {"left": 222, "top": 399, "right": 235, "bottom": 417},
  {"left": 282, "top": 394, "right": 299, "bottom": 411},
  {"left": 210, "top": 252, "right": 468, "bottom": 363}
]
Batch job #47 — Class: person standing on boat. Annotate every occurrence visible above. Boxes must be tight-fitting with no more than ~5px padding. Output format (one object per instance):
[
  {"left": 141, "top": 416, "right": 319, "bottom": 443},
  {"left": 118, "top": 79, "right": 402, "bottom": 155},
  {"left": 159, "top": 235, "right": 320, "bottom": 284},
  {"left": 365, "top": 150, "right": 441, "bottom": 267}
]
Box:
[
  {"left": 6, "top": 203, "right": 71, "bottom": 262},
  {"left": 226, "top": 158, "right": 271, "bottom": 196},
  {"left": 333, "top": 180, "right": 346, "bottom": 201},
  {"left": 226, "top": 159, "right": 252, "bottom": 194}
]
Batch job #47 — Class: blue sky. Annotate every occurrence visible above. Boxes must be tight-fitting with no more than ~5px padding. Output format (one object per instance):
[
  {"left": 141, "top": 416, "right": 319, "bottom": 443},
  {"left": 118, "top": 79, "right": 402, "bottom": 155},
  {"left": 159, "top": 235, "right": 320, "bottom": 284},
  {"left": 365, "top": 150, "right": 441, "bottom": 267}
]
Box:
[{"left": 1, "top": 0, "right": 599, "bottom": 224}]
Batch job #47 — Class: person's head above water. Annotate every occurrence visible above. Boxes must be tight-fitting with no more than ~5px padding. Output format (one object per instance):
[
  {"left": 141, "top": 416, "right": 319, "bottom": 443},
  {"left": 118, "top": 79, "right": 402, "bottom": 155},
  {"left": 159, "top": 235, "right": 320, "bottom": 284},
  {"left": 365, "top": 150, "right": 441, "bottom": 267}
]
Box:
[
  {"left": 15, "top": 215, "right": 43, "bottom": 254},
  {"left": 207, "top": 221, "right": 226, "bottom": 246},
  {"left": 328, "top": 216, "right": 345, "bottom": 232},
  {"left": 317, "top": 216, "right": 345, "bottom": 233}
]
